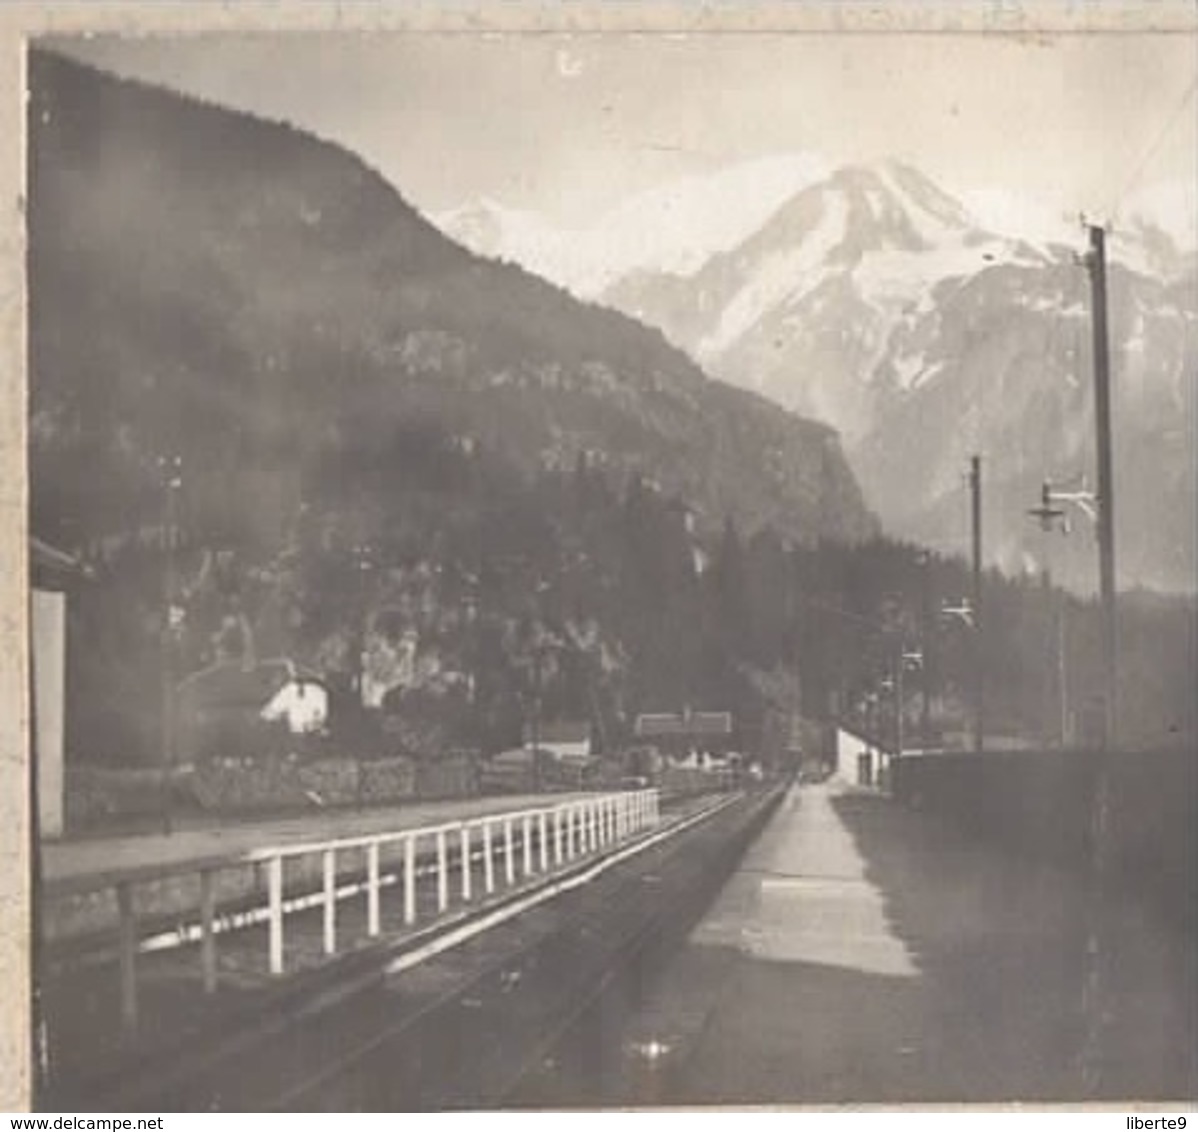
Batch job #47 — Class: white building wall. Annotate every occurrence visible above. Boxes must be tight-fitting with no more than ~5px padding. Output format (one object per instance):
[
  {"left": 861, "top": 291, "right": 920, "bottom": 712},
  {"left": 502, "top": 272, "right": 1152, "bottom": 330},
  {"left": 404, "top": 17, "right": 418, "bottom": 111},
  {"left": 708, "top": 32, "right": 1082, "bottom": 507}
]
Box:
[
  {"left": 834, "top": 726, "right": 883, "bottom": 788},
  {"left": 32, "top": 588, "right": 65, "bottom": 838}
]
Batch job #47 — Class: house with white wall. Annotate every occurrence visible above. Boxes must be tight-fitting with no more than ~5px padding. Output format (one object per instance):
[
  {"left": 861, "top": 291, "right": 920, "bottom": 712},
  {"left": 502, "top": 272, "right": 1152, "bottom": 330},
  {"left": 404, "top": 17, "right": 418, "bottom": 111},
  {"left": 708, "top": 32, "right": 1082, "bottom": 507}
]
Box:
[{"left": 833, "top": 725, "right": 887, "bottom": 788}]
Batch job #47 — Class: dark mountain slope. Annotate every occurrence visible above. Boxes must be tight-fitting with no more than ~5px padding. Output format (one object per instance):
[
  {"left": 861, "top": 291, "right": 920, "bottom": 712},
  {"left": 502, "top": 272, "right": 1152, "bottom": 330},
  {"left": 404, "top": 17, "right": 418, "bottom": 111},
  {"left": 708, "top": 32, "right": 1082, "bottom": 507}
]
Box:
[{"left": 28, "top": 49, "right": 875, "bottom": 556}]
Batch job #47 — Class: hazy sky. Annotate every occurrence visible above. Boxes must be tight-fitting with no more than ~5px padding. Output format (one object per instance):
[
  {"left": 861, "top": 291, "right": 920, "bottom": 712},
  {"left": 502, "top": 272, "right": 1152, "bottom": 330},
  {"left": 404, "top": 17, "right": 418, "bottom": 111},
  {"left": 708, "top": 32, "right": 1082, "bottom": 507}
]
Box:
[{"left": 54, "top": 31, "right": 1196, "bottom": 227}]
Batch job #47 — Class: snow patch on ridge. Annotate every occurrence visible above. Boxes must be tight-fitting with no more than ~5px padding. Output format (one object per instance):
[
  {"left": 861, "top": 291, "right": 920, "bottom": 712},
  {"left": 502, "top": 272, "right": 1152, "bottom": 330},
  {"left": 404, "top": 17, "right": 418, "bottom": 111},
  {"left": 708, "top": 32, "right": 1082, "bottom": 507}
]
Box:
[{"left": 697, "top": 191, "right": 847, "bottom": 358}]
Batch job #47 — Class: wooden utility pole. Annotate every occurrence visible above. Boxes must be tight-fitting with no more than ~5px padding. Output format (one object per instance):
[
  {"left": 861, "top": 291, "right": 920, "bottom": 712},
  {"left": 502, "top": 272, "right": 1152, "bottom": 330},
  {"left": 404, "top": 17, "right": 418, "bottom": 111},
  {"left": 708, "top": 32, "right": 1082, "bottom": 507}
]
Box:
[
  {"left": 969, "top": 454, "right": 984, "bottom": 754},
  {"left": 1081, "top": 222, "right": 1118, "bottom": 1096},
  {"left": 1088, "top": 224, "right": 1118, "bottom": 750}
]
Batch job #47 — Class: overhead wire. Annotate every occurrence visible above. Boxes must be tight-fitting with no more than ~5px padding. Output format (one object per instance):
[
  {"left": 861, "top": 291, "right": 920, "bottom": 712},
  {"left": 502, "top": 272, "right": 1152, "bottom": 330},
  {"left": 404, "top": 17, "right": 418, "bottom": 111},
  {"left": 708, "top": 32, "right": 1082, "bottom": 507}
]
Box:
[{"left": 1104, "top": 72, "right": 1198, "bottom": 229}]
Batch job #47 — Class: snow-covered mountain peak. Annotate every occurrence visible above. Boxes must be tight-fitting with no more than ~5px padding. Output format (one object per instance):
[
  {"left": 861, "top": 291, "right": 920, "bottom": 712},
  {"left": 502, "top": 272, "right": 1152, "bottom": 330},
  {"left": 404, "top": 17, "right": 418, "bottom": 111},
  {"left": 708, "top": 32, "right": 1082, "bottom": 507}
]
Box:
[
  {"left": 843, "top": 159, "right": 976, "bottom": 245},
  {"left": 430, "top": 151, "right": 833, "bottom": 297},
  {"left": 685, "top": 160, "right": 1009, "bottom": 351},
  {"left": 585, "top": 158, "right": 1194, "bottom": 592},
  {"left": 592, "top": 151, "right": 833, "bottom": 283},
  {"left": 431, "top": 154, "right": 1192, "bottom": 593}
]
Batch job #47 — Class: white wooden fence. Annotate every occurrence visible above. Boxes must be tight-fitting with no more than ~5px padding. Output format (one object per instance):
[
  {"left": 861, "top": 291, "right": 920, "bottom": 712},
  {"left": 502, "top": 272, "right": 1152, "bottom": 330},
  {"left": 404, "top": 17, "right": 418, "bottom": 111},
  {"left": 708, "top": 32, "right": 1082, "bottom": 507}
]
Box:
[{"left": 53, "top": 789, "right": 660, "bottom": 1035}]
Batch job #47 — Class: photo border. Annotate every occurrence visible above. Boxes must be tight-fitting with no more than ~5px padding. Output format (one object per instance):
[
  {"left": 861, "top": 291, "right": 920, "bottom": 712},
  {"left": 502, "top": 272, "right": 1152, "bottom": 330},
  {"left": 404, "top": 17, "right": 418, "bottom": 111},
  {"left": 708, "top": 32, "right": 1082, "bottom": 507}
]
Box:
[{"left": 2, "top": 0, "right": 1194, "bottom": 1113}]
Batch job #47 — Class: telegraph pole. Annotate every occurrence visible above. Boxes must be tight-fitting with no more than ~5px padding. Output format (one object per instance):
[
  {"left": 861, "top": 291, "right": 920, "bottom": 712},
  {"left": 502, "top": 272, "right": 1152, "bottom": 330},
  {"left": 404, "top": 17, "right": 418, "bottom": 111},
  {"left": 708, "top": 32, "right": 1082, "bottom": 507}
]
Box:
[
  {"left": 1081, "top": 222, "right": 1118, "bottom": 1096},
  {"left": 969, "top": 454, "right": 984, "bottom": 754},
  {"left": 1088, "top": 224, "right": 1118, "bottom": 750}
]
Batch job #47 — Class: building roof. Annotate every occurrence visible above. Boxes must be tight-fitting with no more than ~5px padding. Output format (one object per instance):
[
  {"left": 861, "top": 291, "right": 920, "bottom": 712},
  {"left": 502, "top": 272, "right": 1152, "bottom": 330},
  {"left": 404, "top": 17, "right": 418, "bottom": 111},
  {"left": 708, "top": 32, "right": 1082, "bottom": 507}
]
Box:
[
  {"left": 634, "top": 710, "right": 733, "bottom": 738},
  {"left": 521, "top": 720, "right": 591, "bottom": 745}
]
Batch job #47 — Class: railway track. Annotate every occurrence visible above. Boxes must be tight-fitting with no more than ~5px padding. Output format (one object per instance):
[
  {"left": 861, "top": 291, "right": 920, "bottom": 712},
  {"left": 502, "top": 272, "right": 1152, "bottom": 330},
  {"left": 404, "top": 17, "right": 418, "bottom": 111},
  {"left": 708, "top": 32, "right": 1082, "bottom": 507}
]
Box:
[{"left": 44, "top": 784, "right": 783, "bottom": 1111}]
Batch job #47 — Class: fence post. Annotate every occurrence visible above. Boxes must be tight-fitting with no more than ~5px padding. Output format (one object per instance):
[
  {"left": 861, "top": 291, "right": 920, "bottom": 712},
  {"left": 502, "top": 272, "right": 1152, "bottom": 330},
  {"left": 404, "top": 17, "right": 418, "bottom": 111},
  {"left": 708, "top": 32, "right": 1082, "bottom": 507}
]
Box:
[
  {"left": 460, "top": 825, "right": 473, "bottom": 902},
  {"left": 504, "top": 817, "right": 516, "bottom": 885},
  {"left": 522, "top": 814, "right": 534, "bottom": 876},
  {"left": 367, "top": 842, "right": 381, "bottom": 938},
  {"left": 539, "top": 810, "right": 550, "bottom": 872},
  {"left": 323, "top": 849, "right": 337, "bottom": 956},
  {"left": 554, "top": 806, "right": 564, "bottom": 865},
  {"left": 116, "top": 881, "right": 138, "bottom": 1035},
  {"left": 482, "top": 820, "right": 495, "bottom": 894},
  {"left": 268, "top": 855, "right": 284, "bottom": 975},
  {"left": 199, "top": 868, "right": 217, "bottom": 995},
  {"left": 436, "top": 829, "right": 449, "bottom": 913},
  {"left": 403, "top": 833, "right": 417, "bottom": 926}
]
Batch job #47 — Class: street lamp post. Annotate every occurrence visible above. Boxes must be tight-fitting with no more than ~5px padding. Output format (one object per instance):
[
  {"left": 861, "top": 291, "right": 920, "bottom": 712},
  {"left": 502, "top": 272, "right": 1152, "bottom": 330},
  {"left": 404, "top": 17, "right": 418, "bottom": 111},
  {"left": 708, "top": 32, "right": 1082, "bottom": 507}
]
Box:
[
  {"left": 350, "top": 543, "right": 372, "bottom": 809},
  {"left": 969, "top": 455, "right": 984, "bottom": 754},
  {"left": 1022, "top": 504, "right": 1073, "bottom": 748},
  {"left": 463, "top": 585, "right": 479, "bottom": 741},
  {"left": 528, "top": 580, "right": 554, "bottom": 793},
  {"left": 1041, "top": 568, "right": 1070, "bottom": 748},
  {"left": 888, "top": 645, "right": 924, "bottom": 763},
  {"left": 529, "top": 638, "right": 544, "bottom": 793},
  {"left": 159, "top": 454, "right": 182, "bottom": 836},
  {"left": 896, "top": 646, "right": 920, "bottom": 761},
  {"left": 917, "top": 551, "right": 934, "bottom": 750},
  {"left": 939, "top": 598, "right": 977, "bottom": 748}
]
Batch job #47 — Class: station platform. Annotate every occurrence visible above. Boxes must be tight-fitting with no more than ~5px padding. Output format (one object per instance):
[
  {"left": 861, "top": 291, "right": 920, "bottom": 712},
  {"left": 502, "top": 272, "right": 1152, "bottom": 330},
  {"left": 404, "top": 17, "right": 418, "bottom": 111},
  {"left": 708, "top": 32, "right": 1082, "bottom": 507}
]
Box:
[
  {"left": 42, "top": 792, "right": 589, "bottom": 889},
  {"left": 561, "top": 781, "right": 1196, "bottom": 1106}
]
